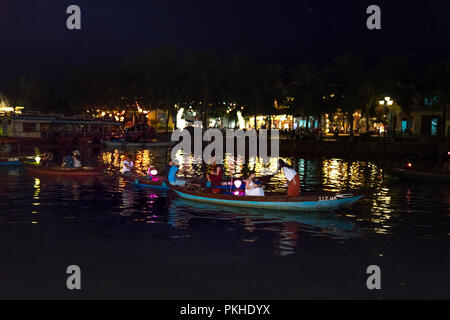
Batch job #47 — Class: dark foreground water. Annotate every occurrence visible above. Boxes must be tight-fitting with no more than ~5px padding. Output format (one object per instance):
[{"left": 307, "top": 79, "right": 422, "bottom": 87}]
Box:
[{"left": 0, "top": 148, "right": 449, "bottom": 299}]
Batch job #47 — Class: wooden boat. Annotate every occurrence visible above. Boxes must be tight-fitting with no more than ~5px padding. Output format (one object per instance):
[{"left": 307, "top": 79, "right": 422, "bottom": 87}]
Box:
[
  {"left": 104, "top": 140, "right": 177, "bottom": 148},
  {"left": 0, "top": 137, "right": 26, "bottom": 166},
  {"left": 121, "top": 173, "right": 169, "bottom": 189},
  {"left": 170, "top": 185, "right": 362, "bottom": 211},
  {"left": 0, "top": 157, "right": 22, "bottom": 166},
  {"left": 391, "top": 168, "right": 450, "bottom": 183},
  {"left": 24, "top": 163, "right": 100, "bottom": 177}
]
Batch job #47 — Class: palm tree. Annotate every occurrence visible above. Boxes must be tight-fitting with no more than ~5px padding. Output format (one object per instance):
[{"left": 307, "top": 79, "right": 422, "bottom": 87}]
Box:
[
  {"left": 145, "top": 47, "right": 182, "bottom": 132},
  {"left": 331, "top": 54, "right": 368, "bottom": 135},
  {"left": 290, "top": 62, "right": 325, "bottom": 130},
  {"left": 180, "top": 51, "right": 224, "bottom": 129},
  {"left": 227, "top": 55, "right": 281, "bottom": 129}
]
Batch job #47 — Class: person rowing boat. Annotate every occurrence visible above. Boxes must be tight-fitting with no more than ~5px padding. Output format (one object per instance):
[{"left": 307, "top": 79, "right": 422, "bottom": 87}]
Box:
[{"left": 278, "top": 159, "right": 300, "bottom": 197}]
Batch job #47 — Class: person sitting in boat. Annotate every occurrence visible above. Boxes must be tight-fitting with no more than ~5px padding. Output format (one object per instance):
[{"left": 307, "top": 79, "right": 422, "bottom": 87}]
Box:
[
  {"left": 245, "top": 171, "right": 265, "bottom": 196},
  {"left": 278, "top": 159, "right": 300, "bottom": 197},
  {"left": 121, "top": 155, "right": 135, "bottom": 176},
  {"left": 62, "top": 151, "right": 74, "bottom": 168},
  {"left": 207, "top": 163, "right": 224, "bottom": 187},
  {"left": 73, "top": 150, "right": 82, "bottom": 168},
  {"left": 167, "top": 162, "right": 186, "bottom": 186},
  {"left": 40, "top": 152, "right": 53, "bottom": 166},
  {"left": 164, "top": 159, "right": 174, "bottom": 180}
]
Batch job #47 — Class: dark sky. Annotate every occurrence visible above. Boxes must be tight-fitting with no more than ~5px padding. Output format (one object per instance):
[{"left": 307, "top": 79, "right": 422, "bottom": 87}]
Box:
[{"left": 0, "top": 0, "right": 449, "bottom": 84}]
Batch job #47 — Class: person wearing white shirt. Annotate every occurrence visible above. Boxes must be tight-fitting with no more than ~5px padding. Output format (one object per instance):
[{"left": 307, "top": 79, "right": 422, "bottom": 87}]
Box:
[
  {"left": 121, "top": 155, "right": 135, "bottom": 175},
  {"left": 278, "top": 159, "right": 300, "bottom": 197},
  {"left": 245, "top": 171, "right": 265, "bottom": 196},
  {"left": 73, "top": 150, "right": 82, "bottom": 168}
]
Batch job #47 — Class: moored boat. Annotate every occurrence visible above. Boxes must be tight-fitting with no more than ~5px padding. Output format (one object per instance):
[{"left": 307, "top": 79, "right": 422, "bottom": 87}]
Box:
[
  {"left": 0, "top": 137, "right": 27, "bottom": 166},
  {"left": 23, "top": 163, "right": 100, "bottom": 177},
  {"left": 121, "top": 173, "right": 169, "bottom": 189},
  {"left": 0, "top": 157, "right": 22, "bottom": 166},
  {"left": 391, "top": 168, "right": 450, "bottom": 183},
  {"left": 170, "top": 185, "right": 362, "bottom": 211}
]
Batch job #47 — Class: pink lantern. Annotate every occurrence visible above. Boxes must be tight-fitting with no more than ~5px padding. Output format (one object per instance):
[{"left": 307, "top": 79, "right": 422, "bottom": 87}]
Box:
[
  {"left": 150, "top": 169, "right": 158, "bottom": 176},
  {"left": 234, "top": 179, "right": 242, "bottom": 189}
]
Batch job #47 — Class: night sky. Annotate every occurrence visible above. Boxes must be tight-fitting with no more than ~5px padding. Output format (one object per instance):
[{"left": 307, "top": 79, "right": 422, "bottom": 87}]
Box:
[{"left": 0, "top": 0, "right": 449, "bottom": 84}]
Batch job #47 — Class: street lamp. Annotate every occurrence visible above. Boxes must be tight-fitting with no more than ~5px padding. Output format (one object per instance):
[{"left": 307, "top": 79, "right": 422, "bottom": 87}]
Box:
[{"left": 379, "top": 96, "right": 394, "bottom": 135}]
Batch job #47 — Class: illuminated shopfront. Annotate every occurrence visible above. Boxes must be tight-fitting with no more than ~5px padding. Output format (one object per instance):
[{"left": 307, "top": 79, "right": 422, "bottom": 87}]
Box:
[{"left": 245, "top": 114, "right": 294, "bottom": 130}]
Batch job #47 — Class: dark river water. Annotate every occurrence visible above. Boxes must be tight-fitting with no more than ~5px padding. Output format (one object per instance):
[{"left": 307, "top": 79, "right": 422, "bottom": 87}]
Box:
[{"left": 0, "top": 147, "right": 449, "bottom": 299}]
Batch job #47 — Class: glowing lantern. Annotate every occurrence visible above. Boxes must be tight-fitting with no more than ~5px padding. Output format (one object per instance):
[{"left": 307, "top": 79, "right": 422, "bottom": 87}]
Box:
[
  {"left": 176, "top": 108, "right": 186, "bottom": 130},
  {"left": 35, "top": 156, "right": 41, "bottom": 164},
  {"left": 150, "top": 169, "right": 158, "bottom": 176},
  {"left": 234, "top": 179, "right": 242, "bottom": 189}
]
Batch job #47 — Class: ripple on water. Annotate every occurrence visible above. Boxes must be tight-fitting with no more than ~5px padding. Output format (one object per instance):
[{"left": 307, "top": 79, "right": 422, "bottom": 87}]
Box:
[{"left": 0, "top": 153, "right": 449, "bottom": 256}]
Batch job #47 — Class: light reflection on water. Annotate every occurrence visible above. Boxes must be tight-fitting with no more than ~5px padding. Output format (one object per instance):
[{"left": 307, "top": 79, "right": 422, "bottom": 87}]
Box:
[
  {"left": 0, "top": 147, "right": 448, "bottom": 258},
  {"left": 99, "top": 148, "right": 449, "bottom": 244}
]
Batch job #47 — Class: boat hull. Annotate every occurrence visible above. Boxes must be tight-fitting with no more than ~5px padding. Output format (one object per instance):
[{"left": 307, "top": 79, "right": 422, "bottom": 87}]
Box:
[
  {"left": 0, "top": 158, "right": 21, "bottom": 166},
  {"left": 392, "top": 168, "right": 450, "bottom": 183},
  {"left": 121, "top": 174, "right": 169, "bottom": 190},
  {"left": 24, "top": 163, "right": 99, "bottom": 177},
  {"left": 170, "top": 186, "right": 362, "bottom": 211}
]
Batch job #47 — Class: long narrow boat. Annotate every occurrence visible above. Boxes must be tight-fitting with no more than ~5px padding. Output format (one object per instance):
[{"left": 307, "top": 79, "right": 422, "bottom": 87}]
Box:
[
  {"left": 0, "top": 138, "right": 26, "bottom": 166},
  {"left": 391, "top": 168, "right": 450, "bottom": 183},
  {"left": 170, "top": 185, "right": 362, "bottom": 211},
  {"left": 104, "top": 140, "right": 177, "bottom": 148},
  {"left": 0, "top": 157, "right": 22, "bottom": 166},
  {"left": 121, "top": 173, "right": 169, "bottom": 189},
  {"left": 24, "top": 163, "right": 100, "bottom": 177}
]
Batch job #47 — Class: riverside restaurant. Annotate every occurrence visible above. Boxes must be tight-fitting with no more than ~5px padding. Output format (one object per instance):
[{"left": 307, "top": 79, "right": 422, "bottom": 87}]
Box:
[{"left": 0, "top": 112, "right": 121, "bottom": 139}]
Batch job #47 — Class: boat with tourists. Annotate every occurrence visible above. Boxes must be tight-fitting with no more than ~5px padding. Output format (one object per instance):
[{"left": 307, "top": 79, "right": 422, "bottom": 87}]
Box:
[
  {"left": 170, "top": 185, "right": 362, "bottom": 211},
  {"left": 23, "top": 162, "right": 100, "bottom": 177}
]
